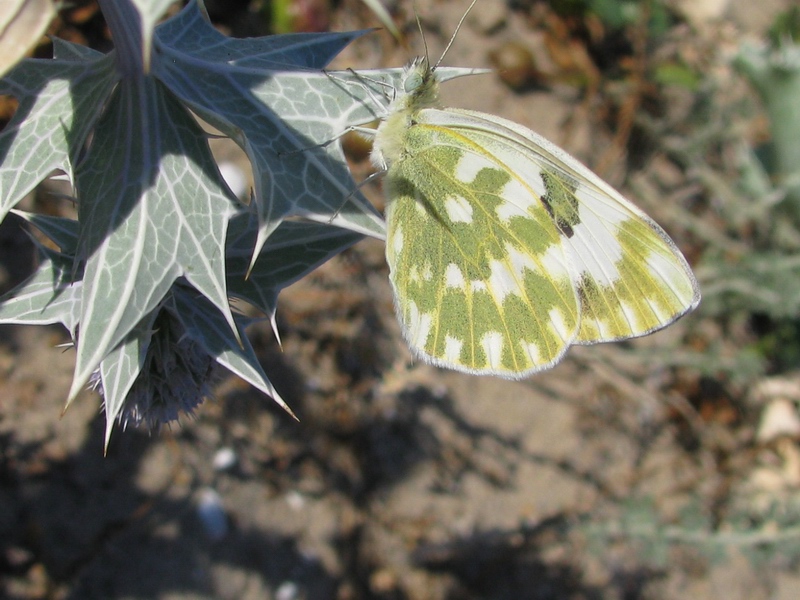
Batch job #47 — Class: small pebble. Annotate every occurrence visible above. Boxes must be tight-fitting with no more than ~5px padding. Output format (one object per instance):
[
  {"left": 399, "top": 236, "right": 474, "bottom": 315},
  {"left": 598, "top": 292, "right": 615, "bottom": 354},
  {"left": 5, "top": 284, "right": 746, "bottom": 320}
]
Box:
[
  {"left": 212, "top": 447, "right": 238, "bottom": 471},
  {"left": 197, "top": 488, "right": 228, "bottom": 540},
  {"left": 285, "top": 490, "right": 306, "bottom": 510},
  {"left": 276, "top": 581, "right": 300, "bottom": 600}
]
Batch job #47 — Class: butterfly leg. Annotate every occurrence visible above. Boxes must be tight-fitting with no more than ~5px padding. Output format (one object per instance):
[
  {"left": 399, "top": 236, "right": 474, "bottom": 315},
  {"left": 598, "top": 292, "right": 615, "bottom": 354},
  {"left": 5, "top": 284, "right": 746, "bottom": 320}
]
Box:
[{"left": 329, "top": 165, "right": 387, "bottom": 223}]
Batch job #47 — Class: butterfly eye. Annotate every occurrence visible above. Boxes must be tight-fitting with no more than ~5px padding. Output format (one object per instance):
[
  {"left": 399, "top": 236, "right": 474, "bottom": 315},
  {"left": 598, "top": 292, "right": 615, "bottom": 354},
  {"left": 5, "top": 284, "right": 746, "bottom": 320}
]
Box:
[{"left": 404, "top": 72, "right": 423, "bottom": 93}]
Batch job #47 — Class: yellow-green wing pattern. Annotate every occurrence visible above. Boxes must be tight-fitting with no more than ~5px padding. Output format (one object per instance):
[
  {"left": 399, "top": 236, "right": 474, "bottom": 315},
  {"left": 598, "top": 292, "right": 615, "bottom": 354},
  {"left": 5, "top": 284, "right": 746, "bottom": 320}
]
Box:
[
  {"left": 429, "top": 108, "right": 700, "bottom": 344},
  {"left": 385, "top": 124, "right": 580, "bottom": 377}
]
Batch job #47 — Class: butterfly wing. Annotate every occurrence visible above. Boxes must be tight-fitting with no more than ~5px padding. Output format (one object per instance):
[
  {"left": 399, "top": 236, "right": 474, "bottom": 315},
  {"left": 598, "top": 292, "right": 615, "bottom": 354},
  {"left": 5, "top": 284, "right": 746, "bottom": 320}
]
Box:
[
  {"left": 384, "top": 117, "right": 582, "bottom": 378},
  {"left": 424, "top": 108, "right": 701, "bottom": 345},
  {"left": 383, "top": 106, "right": 699, "bottom": 377}
]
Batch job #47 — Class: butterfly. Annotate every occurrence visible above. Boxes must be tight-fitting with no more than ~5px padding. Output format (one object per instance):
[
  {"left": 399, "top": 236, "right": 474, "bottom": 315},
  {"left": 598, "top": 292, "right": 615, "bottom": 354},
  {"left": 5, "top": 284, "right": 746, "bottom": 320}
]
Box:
[{"left": 365, "top": 14, "right": 700, "bottom": 380}]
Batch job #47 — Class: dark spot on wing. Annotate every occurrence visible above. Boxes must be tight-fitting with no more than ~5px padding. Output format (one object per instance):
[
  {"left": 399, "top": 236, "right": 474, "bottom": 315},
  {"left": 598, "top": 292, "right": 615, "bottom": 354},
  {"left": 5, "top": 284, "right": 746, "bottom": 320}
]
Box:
[{"left": 540, "top": 169, "right": 581, "bottom": 238}]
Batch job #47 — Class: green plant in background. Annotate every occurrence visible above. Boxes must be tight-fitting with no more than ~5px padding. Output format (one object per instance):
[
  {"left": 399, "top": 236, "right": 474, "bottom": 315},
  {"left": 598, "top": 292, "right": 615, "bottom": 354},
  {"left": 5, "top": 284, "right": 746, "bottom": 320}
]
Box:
[
  {"left": 578, "top": 4, "right": 800, "bottom": 564},
  {"left": 552, "top": 0, "right": 672, "bottom": 35},
  {"left": 735, "top": 13, "right": 800, "bottom": 222},
  {"left": 0, "top": 0, "right": 476, "bottom": 446},
  {"left": 585, "top": 496, "right": 800, "bottom": 570},
  {"left": 698, "top": 6, "right": 800, "bottom": 373},
  {"left": 768, "top": 5, "right": 800, "bottom": 47},
  {"left": 268, "top": 0, "right": 400, "bottom": 38}
]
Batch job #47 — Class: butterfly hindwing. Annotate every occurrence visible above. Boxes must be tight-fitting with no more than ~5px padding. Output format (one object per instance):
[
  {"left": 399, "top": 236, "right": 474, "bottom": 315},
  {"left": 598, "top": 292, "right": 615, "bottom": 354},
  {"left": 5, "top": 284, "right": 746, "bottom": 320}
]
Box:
[{"left": 385, "top": 122, "right": 580, "bottom": 377}]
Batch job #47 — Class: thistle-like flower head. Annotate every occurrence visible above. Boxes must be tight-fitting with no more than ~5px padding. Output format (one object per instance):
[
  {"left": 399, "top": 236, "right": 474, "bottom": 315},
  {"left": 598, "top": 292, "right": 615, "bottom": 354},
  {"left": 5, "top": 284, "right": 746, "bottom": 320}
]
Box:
[{"left": 91, "top": 308, "right": 216, "bottom": 433}]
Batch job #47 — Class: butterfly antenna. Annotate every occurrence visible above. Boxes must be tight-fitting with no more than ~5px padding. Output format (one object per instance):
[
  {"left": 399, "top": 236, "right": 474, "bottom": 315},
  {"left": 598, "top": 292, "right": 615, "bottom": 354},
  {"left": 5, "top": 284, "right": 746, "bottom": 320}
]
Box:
[
  {"left": 434, "top": 0, "right": 479, "bottom": 70},
  {"left": 413, "top": 1, "right": 430, "bottom": 63}
]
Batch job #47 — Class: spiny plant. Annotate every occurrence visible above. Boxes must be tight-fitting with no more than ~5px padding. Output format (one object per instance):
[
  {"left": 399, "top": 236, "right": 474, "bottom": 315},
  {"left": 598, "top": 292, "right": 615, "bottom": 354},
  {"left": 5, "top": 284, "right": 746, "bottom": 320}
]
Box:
[{"left": 0, "top": 0, "right": 477, "bottom": 447}]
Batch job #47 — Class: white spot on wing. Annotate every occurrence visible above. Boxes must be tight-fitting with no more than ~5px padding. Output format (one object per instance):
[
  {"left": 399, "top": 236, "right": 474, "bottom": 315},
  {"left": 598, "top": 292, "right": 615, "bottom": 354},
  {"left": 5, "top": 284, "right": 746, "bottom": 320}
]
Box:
[
  {"left": 651, "top": 302, "right": 672, "bottom": 323},
  {"left": 548, "top": 307, "right": 571, "bottom": 342},
  {"left": 444, "top": 336, "right": 463, "bottom": 362},
  {"left": 488, "top": 259, "right": 522, "bottom": 302},
  {"left": 521, "top": 340, "right": 541, "bottom": 365},
  {"left": 407, "top": 301, "right": 432, "bottom": 351},
  {"left": 597, "top": 318, "right": 617, "bottom": 339},
  {"left": 409, "top": 265, "right": 420, "bottom": 283},
  {"left": 539, "top": 240, "right": 571, "bottom": 278},
  {"left": 487, "top": 242, "right": 557, "bottom": 303},
  {"left": 454, "top": 153, "right": 484, "bottom": 183},
  {"left": 481, "top": 331, "right": 504, "bottom": 369},
  {"left": 495, "top": 179, "right": 530, "bottom": 222},
  {"left": 421, "top": 261, "right": 433, "bottom": 281},
  {"left": 646, "top": 248, "right": 693, "bottom": 304},
  {"left": 568, "top": 208, "right": 627, "bottom": 287},
  {"left": 471, "top": 280, "right": 488, "bottom": 293},
  {"left": 620, "top": 300, "right": 644, "bottom": 331},
  {"left": 444, "top": 196, "right": 473, "bottom": 223},
  {"left": 391, "top": 225, "right": 404, "bottom": 259},
  {"left": 506, "top": 243, "right": 538, "bottom": 278},
  {"left": 445, "top": 263, "right": 466, "bottom": 289}
]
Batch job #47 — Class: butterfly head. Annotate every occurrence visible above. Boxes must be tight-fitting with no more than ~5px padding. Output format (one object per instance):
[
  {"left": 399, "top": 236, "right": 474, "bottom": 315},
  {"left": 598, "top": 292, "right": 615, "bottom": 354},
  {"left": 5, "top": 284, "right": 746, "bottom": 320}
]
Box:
[{"left": 400, "top": 56, "right": 441, "bottom": 111}]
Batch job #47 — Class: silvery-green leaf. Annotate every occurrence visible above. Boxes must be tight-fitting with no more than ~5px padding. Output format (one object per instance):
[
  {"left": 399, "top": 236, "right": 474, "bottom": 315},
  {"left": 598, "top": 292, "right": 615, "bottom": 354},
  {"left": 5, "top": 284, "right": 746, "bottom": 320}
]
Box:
[
  {"left": 0, "top": 46, "right": 118, "bottom": 221},
  {"left": 226, "top": 212, "right": 361, "bottom": 318},
  {"left": 155, "top": 0, "right": 360, "bottom": 70},
  {"left": 150, "top": 0, "right": 382, "bottom": 261},
  {"left": 51, "top": 37, "right": 105, "bottom": 61},
  {"left": 99, "top": 311, "right": 159, "bottom": 448},
  {"left": 69, "top": 75, "right": 239, "bottom": 404},
  {"left": 0, "top": 245, "right": 81, "bottom": 334},
  {"left": 172, "top": 287, "right": 293, "bottom": 417},
  {"left": 106, "top": 0, "right": 175, "bottom": 72},
  {"left": 0, "top": 0, "right": 492, "bottom": 427},
  {"left": 11, "top": 210, "right": 80, "bottom": 254}
]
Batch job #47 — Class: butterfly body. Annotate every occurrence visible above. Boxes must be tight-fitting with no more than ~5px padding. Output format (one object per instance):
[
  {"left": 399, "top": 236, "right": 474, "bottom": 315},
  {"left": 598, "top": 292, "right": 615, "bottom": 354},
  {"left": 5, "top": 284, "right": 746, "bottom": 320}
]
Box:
[{"left": 371, "top": 57, "right": 700, "bottom": 379}]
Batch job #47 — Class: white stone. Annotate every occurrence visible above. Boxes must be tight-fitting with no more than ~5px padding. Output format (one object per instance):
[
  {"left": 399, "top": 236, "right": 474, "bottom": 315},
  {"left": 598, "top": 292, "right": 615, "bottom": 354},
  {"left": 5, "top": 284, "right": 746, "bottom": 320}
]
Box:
[{"left": 757, "top": 398, "right": 800, "bottom": 443}]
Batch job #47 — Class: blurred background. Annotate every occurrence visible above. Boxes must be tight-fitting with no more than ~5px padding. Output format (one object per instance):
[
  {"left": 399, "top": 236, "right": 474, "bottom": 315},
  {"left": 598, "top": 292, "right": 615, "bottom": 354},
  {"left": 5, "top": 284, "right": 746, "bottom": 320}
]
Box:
[{"left": 2, "top": 0, "right": 800, "bottom": 598}]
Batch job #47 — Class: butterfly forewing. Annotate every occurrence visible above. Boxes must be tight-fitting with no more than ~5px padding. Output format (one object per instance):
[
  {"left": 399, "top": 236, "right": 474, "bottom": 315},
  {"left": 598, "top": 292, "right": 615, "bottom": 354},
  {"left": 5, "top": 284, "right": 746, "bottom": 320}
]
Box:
[
  {"left": 418, "top": 108, "right": 700, "bottom": 344},
  {"left": 385, "top": 123, "right": 580, "bottom": 377}
]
